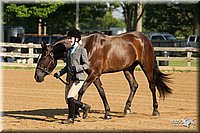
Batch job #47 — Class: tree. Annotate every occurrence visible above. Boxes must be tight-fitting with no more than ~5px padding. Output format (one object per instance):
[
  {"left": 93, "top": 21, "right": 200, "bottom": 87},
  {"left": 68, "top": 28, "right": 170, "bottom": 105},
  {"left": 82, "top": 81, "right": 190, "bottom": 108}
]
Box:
[
  {"left": 46, "top": 4, "right": 77, "bottom": 34},
  {"left": 4, "top": 3, "right": 63, "bottom": 33},
  {"left": 3, "top": 3, "right": 124, "bottom": 34},
  {"left": 48, "top": 3, "right": 125, "bottom": 33},
  {"left": 120, "top": 2, "right": 145, "bottom": 32},
  {"left": 193, "top": 2, "right": 200, "bottom": 35},
  {"left": 79, "top": 3, "right": 108, "bottom": 28},
  {"left": 143, "top": 3, "right": 196, "bottom": 37},
  {"left": 4, "top": 3, "right": 62, "bottom": 18},
  {"left": 79, "top": 3, "right": 125, "bottom": 29},
  {"left": 100, "top": 11, "right": 126, "bottom": 28}
]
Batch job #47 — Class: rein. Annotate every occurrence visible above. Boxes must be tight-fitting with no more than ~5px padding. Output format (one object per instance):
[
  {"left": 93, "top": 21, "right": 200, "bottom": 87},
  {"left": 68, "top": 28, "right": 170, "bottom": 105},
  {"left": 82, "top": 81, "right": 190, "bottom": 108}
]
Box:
[{"left": 37, "top": 66, "right": 69, "bottom": 85}]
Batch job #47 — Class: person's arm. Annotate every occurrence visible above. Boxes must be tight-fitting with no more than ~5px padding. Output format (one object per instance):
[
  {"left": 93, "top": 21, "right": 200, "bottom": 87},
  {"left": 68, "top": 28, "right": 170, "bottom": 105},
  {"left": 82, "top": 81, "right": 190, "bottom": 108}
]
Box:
[
  {"left": 59, "top": 65, "right": 68, "bottom": 76},
  {"left": 54, "top": 65, "right": 68, "bottom": 78}
]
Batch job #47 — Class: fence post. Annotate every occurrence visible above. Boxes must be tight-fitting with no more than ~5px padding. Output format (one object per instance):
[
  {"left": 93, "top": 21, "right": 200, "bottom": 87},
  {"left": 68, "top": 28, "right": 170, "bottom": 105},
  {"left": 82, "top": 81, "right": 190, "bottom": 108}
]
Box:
[
  {"left": 187, "top": 51, "right": 192, "bottom": 68},
  {"left": 28, "top": 47, "right": 34, "bottom": 65}
]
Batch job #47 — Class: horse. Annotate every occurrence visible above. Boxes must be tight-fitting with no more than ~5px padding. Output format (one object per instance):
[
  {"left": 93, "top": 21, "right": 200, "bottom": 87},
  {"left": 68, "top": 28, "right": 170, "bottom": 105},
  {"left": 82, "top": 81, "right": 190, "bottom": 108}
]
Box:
[{"left": 34, "top": 31, "right": 172, "bottom": 119}]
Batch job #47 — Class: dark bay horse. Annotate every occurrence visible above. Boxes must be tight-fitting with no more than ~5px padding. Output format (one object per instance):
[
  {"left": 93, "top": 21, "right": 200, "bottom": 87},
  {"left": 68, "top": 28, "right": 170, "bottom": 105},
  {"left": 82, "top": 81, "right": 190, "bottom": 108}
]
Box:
[{"left": 34, "top": 31, "right": 172, "bottom": 119}]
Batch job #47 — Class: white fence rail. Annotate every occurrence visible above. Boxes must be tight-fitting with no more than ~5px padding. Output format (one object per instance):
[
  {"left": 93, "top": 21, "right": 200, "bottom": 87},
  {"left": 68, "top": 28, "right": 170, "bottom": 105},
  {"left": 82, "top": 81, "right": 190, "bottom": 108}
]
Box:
[
  {"left": 154, "top": 47, "right": 199, "bottom": 67},
  {"left": 0, "top": 42, "right": 199, "bottom": 68},
  {"left": 0, "top": 42, "right": 40, "bottom": 65}
]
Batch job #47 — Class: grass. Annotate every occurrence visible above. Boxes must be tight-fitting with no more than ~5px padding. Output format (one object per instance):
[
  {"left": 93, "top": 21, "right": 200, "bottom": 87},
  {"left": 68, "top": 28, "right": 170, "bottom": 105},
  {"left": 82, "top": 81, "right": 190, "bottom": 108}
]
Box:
[
  {"left": 1, "top": 60, "right": 199, "bottom": 72},
  {"left": 169, "top": 60, "right": 199, "bottom": 67},
  {"left": 0, "top": 66, "right": 35, "bottom": 70}
]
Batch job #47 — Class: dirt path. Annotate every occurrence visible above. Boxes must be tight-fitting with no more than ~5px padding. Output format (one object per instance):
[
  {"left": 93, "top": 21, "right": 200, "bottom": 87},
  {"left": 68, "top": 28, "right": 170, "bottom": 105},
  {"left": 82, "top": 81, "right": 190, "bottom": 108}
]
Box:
[{"left": 1, "top": 69, "right": 198, "bottom": 132}]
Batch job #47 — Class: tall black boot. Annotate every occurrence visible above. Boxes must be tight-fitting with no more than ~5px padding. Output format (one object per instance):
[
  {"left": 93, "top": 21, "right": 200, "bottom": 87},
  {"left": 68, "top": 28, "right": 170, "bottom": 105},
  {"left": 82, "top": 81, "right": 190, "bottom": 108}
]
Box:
[
  {"left": 62, "top": 98, "right": 75, "bottom": 124},
  {"left": 74, "top": 105, "right": 80, "bottom": 118},
  {"left": 74, "top": 99, "right": 91, "bottom": 119}
]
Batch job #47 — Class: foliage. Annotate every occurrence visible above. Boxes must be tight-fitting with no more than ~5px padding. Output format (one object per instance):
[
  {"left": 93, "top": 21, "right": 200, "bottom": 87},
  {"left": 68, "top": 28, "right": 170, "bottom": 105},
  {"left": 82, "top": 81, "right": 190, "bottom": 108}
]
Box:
[
  {"left": 120, "top": 2, "right": 145, "bottom": 32},
  {"left": 3, "top": 3, "right": 125, "bottom": 34},
  {"left": 4, "top": 3, "right": 62, "bottom": 18},
  {"left": 3, "top": 3, "right": 63, "bottom": 33},
  {"left": 100, "top": 12, "right": 126, "bottom": 28},
  {"left": 79, "top": 4, "right": 108, "bottom": 28},
  {"left": 79, "top": 4, "right": 125, "bottom": 29},
  {"left": 3, "top": 2, "right": 197, "bottom": 37},
  {"left": 143, "top": 4, "right": 195, "bottom": 37},
  {"left": 46, "top": 4, "right": 76, "bottom": 34}
]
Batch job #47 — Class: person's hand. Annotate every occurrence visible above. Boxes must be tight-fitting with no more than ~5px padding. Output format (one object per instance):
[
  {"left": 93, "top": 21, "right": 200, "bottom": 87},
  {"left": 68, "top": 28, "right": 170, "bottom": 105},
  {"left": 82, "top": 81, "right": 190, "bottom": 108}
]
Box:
[
  {"left": 54, "top": 72, "right": 60, "bottom": 79},
  {"left": 71, "top": 66, "right": 76, "bottom": 73}
]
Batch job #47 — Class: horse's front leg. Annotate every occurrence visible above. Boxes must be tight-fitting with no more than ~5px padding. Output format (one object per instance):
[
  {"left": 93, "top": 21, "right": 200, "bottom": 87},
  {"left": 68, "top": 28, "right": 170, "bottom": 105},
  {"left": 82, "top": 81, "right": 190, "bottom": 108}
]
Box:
[
  {"left": 77, "top": 72, "right": 97, "bottom": 102},
  {"left": 93, "top": 78, "right": 111, "bottom": 119},
  {"left": 77, "top": 82, "right": 87, "bottom": 102}
]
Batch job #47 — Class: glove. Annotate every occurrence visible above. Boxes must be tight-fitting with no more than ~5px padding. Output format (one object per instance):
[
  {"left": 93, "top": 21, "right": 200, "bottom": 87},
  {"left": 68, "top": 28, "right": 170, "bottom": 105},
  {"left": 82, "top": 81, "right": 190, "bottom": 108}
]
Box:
[
  {"left": 70, "top": 66, "right": 76, "bottom": 73},
  {"left": 54, "top": 72, "right": 60, "bottom": 79}
]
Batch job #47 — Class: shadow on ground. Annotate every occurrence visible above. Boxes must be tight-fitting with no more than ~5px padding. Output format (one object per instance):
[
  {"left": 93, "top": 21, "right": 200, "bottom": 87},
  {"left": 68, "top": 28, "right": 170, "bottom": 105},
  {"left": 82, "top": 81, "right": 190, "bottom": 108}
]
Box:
[{"left": 2, "top": 108, "right": 125, "bottom": 122}]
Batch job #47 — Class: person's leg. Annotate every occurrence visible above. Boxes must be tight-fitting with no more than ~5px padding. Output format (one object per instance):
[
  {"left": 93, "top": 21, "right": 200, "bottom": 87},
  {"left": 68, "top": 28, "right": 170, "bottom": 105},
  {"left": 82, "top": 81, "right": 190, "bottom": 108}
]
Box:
[
  {"left": 73, "top": 99, "right": 91, "bottom": 119},
  {"left": 67, "top": 81, "right": 91, "bottom": 119},
  {"left": 62, "top": 97, "right": 75, "bottom": 124},
  {"left": 67, "top": 81, "right": 84, "bottom": 98}
]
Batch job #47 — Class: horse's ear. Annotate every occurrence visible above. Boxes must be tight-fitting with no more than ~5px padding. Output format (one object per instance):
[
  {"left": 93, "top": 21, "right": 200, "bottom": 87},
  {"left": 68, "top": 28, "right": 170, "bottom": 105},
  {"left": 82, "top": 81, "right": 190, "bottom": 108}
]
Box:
[{"left": 41, "top": 41, "right": 47, "bottom": 51}]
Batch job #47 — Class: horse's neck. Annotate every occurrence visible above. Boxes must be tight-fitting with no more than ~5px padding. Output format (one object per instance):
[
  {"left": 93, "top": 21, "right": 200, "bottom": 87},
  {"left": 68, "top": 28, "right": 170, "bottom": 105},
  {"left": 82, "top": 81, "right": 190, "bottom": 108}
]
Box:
[{"left": 53, "top": 52, "right": 66, "bottom": 60}]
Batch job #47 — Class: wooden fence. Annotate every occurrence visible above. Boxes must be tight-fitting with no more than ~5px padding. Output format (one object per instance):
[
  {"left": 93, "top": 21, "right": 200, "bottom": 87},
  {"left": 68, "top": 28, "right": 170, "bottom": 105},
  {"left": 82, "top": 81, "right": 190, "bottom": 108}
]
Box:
[
  {"left": 0, "top": 42, "right": 199, "bottom": 69},
  {"left": 154, "top": 47, "right": 199, "bottom": 67},
  {"left": 0, "top": 42, "right": 40, "bottom": 65}
]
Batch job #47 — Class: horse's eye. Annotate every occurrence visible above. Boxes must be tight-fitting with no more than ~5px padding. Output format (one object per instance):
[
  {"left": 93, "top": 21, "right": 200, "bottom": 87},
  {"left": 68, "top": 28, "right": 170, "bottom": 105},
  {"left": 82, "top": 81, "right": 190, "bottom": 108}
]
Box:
[
  {"left": 41, "top": 56, "right": 47, "bottom": 60},
  {"left": 50, "top": 52, "right": 54, "bottom": 57}
]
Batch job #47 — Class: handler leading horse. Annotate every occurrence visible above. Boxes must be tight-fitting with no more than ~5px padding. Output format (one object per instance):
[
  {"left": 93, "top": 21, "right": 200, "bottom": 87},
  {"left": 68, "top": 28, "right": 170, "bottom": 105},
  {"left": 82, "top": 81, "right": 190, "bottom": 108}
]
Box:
[{"left": 35, "top": 31, "right": 172, "bottom": 119}]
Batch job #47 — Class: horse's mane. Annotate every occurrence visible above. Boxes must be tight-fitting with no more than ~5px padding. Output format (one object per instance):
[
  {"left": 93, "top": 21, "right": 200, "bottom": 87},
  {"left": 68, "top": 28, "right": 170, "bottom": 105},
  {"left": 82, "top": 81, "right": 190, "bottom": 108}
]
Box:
[
  {"left": 54, "top": 36, "right": 68, "bottom": 44},
  {"left": 47, "top": 36, "right": 67, "bottom": 53},
  {"left": 82, "top": 31, "right": 107, "bottom": 37},
  {"left": 90, "top": 32, "right": 107, "bottom": 38},
  {"left": 82, "top": 32, "right": 107, "bottom": 39},
  {"left": 51, "top": 32, "right": 107, "bottom": 45},
  {"left": 49, "top": 32, "right": 108, "bottom": 52}
]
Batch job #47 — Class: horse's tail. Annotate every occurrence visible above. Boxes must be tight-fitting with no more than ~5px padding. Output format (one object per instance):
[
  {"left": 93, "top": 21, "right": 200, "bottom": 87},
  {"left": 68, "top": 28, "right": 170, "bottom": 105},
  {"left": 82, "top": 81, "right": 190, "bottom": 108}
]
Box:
[{"left": 154, "top": 56, "right": 172, "bottom": 99}]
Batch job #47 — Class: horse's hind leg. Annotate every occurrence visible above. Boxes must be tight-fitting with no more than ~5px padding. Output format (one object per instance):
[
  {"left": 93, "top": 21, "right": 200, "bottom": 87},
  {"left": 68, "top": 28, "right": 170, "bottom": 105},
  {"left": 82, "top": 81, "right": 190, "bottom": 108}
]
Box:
[
  {"left": 149, "top": 80, "right": 160, "bottom": 116},
  {"left": 140, "top": 63, "right": 160, "bottom": 116},
  {"left": 123, "top": 67, "right": 138, "bottom": 115},
  {"left": 93, "top": 78, "right": 111, "bottom": 119},
  {"left": 147, "top": 74, "right": 160, "bottom": 116}
]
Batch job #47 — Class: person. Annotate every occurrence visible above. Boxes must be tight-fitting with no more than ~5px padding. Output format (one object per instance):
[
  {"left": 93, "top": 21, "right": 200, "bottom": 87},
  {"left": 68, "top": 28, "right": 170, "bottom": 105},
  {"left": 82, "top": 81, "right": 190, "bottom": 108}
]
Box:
[{"left": 54, "top": 29, "right": 91, "bottom": 124}]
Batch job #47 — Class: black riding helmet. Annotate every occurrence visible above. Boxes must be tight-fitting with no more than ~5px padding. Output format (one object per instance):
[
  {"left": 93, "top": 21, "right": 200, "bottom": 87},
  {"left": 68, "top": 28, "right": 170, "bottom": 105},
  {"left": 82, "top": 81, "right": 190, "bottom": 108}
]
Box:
[{"left": 67, "top": 29, "right": 81, "bottom": 42}]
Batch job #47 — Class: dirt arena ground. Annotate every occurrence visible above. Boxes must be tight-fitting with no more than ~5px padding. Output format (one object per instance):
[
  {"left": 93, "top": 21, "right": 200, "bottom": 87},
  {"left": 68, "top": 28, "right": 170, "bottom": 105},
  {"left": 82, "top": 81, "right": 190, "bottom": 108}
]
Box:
[{"left": 1, "top": 69, "right": 199, "bottom": 132}]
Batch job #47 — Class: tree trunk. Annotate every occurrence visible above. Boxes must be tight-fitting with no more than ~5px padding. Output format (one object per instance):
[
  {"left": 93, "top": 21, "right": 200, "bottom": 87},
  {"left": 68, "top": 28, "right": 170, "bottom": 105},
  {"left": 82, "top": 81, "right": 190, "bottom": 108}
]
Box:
[
  {"left": 133, "top": 4, "right": 138, "bottom": 31},
  {"left": 121, "top": 3, "right": 134, "bottom": 32},
  {"left": 194, "top": 2, "right": 200, "bottom": 35},
  {"left": 133, "top": 2, "right": 145, "bottom": 32},
  {"left": 121, "top": 2, "right": 145, "bottom": 32}
]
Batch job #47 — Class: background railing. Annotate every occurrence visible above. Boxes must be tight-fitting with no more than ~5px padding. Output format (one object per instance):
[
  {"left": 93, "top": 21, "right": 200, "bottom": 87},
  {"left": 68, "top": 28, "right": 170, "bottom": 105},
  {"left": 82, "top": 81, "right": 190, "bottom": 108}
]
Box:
[
  {"left": 154, "top": 47, "right": 199, "bottom": 67},
  {"left": 0, "top": 42, "right": 40, "bottom": 65},
  {"left": 0, "top": 42, "right": 199, "bottom": 70}
]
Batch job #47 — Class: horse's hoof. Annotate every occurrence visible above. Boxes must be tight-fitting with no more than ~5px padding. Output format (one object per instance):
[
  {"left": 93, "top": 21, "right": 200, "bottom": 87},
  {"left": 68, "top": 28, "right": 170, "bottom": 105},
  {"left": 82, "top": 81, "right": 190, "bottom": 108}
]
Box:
[
  {"left": 104, "top": 115, "right": 112, "bottom": 119},
  {"left": 152, "top": 111, "right": 160, "bottom": 116},
  {"left": 124, "top": 109, "right": 131, "bottom": 115}
]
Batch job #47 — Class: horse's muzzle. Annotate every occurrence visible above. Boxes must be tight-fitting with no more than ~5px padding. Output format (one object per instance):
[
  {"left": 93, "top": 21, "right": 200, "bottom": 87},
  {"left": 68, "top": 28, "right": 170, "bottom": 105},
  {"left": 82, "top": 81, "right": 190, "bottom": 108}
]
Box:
[{"left": 35, "top": 74, "right": 44, "bottom": 83}]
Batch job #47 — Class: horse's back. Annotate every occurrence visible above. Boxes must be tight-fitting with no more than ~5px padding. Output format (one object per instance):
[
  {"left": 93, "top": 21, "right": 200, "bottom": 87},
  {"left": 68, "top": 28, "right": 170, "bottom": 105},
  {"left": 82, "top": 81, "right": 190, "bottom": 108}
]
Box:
[
  {"left": 81, "top": 31, "right": 153, "bottom": 73},
  {"left": 110, "top": 31, "right": 154, "bottom": 61}
]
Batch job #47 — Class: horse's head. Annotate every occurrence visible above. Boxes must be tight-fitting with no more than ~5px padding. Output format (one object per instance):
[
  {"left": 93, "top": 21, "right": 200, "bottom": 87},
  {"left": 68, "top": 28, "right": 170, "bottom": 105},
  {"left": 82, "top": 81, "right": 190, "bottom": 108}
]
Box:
[{"left": 34, "top": 41, "right": 57, "bottom": 82}]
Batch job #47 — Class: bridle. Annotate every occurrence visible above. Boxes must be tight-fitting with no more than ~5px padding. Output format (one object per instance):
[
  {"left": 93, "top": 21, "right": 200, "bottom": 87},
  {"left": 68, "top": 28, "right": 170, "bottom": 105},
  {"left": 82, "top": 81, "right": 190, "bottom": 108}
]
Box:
[
  {"left": 36, "top": 52, "right": 68, "bottom": 85},
  {"left": 36, "top": 52, "right": 55, "bottom": 75}
]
